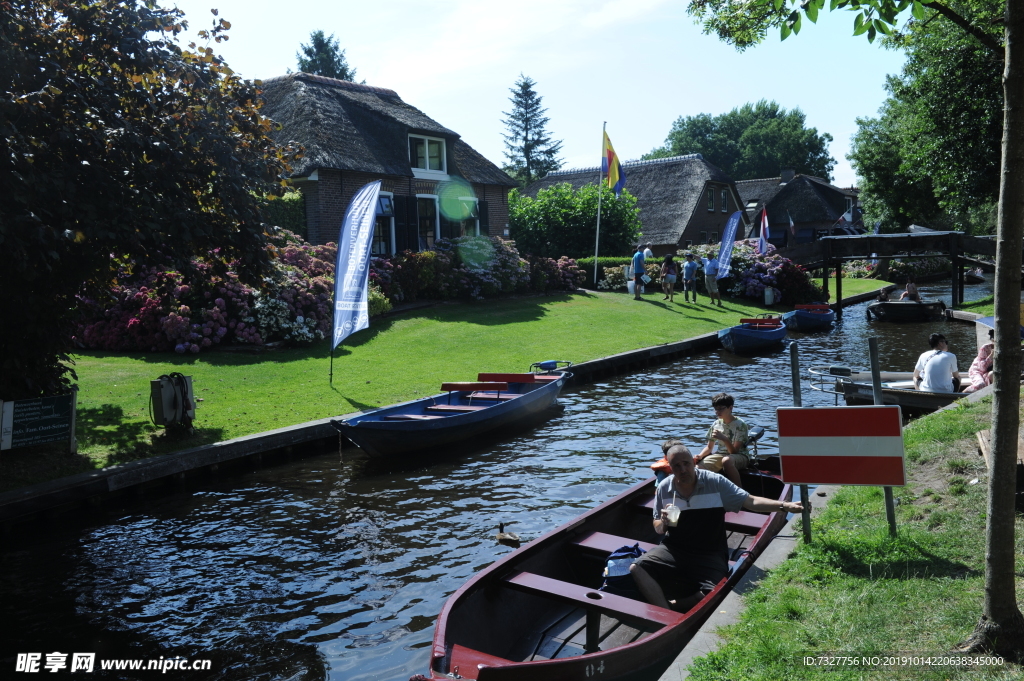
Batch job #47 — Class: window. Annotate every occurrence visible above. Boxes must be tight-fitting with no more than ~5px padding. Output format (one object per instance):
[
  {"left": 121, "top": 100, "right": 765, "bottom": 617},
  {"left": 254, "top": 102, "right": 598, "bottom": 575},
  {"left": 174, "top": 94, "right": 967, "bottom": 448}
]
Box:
[
  {"left": 409, "top": 135, "right": 445, "bottom": 172},
  {"left": 417, "top": 196, "right": 438, "bottom": 250},
  {"left": 372, "top": 193, "right": 395, "bottom": 255},
  {"left": 721, "top": 190, "right": 728, "bottom": 212},
  {"left": 700, "top": 231, "right": 707, "bottom": 244},
  {"left": 707, "top": 188, "right": 714, "bottom": 211},
  {"left": 457, "top": 198, "right": 480, "bottom": 237},
  {"left": 684, "top": 240, "right": 693, "bottom": 248},
  {"left": 845, "top": 197, "right": 853, "bottom": 214},
  {"left": 711, "top": 231, "right": 719, "bottom": 243}
]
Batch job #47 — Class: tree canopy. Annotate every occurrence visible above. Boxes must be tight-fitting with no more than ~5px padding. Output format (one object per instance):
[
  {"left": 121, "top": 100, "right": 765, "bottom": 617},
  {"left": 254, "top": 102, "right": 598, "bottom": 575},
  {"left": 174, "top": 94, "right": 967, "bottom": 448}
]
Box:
[
  {"left": 848, "top": 0, "right": 1003, "bottom": 231},
  {"left": 295, "top": 30, "right": 359, "bottom": 81},
  {"left": 644, "top": 100, "right": 835, "bottom": 181},
  {"left": 509, "top": 184, "right": 641, "bottom": 259},
  {"left": 501, "top": 75, "right": 563, "bottom": 186},
  {"left": 0, "top": 0, "right": 297, "bottom": 399}
]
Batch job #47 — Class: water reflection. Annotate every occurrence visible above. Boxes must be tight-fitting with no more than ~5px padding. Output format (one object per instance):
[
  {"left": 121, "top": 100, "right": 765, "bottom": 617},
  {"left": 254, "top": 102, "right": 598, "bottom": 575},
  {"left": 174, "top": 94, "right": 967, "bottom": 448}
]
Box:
[{"left": 0, "top": 277, "right": 999, "bottom": 681}]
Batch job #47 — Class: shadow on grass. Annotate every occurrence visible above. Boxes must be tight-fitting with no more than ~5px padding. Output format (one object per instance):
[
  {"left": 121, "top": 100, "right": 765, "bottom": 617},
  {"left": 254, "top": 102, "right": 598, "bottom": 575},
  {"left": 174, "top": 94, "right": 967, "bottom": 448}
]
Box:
[
  {"left": 814, "top": 534, "right": 978, "bottom": 581},
  {"left": 77, "top": 404, "right": 225, "bottom": 464}
]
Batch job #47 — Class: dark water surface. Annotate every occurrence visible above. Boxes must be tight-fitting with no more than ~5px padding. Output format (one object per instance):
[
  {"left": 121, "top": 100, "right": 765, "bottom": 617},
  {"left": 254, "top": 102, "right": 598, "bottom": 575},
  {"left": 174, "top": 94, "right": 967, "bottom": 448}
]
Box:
[{"left": 0, "top": 279, "right": 997, "bottom": 680}]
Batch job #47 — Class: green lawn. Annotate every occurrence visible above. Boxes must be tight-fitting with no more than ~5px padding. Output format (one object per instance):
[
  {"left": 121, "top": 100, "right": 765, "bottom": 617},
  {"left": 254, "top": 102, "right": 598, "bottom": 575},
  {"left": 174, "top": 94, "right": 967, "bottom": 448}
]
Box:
[
  {"left": 687, "top": 395, "right": 1023, "bottom": 680},
  {"left": 961, "top": 294, "right": 994, "bottom": 316},
  {"left": 813, "top": 277, "right": 891, "bottom": 299}
]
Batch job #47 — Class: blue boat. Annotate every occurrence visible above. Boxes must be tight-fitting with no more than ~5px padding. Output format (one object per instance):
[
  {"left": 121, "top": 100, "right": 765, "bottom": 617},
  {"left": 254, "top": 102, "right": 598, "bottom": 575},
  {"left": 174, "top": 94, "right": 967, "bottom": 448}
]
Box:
[
  {"left": 331, "top": 362, "right": 571, "bottom": 457},
  {"left": 782, "top": 304, "right": 836, "bottom": 332},
  {"left": 718, "top": 316, "right": 787, "bottom": 353}
]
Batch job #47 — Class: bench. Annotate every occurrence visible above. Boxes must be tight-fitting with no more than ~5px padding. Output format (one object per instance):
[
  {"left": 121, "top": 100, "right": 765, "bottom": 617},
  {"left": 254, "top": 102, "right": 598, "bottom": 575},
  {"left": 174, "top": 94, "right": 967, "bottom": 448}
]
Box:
[
  {"left": 478, "top": 372, "right": 536, "bottom": 383},
  {"left": 425, "top": 404, "right": 488, "bottom": 413},
  {"left": 631, "top": 496, "right": 768, "bottom": 534},
  {"left": 382, "top": 414, "right": 446, "bottom": 421},
  {"left": 533, "top": 374, "right": 561, "bottom": 382},
  {"left": 502, "top": 571, "right": 684, "bottom": 652},
  {"left": 739, "top": 317, "right": 783, "bottom": 327},
  {"left": 571, "top": 531, "right": 658, "bottom": 555},
  {"left": 467, "top": 391, "right": 521, "bottom": 401},
  {"left": 440, "top": 381, "right": 508, "bottom": 405},
  {"left": 448, "top": 644, "right": 510, "bottom": 676}
]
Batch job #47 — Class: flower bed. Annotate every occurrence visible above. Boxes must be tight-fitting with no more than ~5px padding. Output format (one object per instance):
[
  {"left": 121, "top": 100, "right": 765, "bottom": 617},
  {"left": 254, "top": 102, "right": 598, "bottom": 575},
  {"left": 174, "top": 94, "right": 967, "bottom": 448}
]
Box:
[{"left": 687, "top": 241, "right": 824, "bottom": 304}]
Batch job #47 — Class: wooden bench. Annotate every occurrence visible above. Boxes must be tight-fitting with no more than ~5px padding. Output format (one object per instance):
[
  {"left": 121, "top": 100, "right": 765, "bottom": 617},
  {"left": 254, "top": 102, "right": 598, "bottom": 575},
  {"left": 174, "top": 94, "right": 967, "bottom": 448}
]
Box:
[
  {"left": 478, "top": 372, "right": 536, "bottom": 383},
  {"left": 632, "top": 496, "right": 767, "bottom": 534},
  {"left": 571, "top": 531, "right": 659, "bottom": 555},
  {"left": 440, "top": 381, "right": 508, "bottom": 405},
  {"left": 467, "top": 391, "right": 521, "bottom": 401},
  {"left": 502, "top": 571, "right": 684, "bottom": 652},
  {"left": 425, "top": 404, "right": 488, "bottom": 413},
  {"left": 739, "top": 317, "right": 783, "bottom": 327},
  {"left": 532, "top": 374, "right": 561, "bottom": 382},
  {"left": 382, "top": 414, "right": 446, "bottom": 421},
  {"left": 448, "top": 644, "right": 510, "bottom": 677}
]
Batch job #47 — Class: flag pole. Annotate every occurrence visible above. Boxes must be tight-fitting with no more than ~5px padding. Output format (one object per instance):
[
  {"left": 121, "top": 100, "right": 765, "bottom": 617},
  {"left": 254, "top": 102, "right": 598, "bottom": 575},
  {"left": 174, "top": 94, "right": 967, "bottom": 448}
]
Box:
[
  {"left": 594, "top": 121, "right": 606, "bottom": 284},
  {"left": 330, "top": 345, "right": 334, "bottom": 385}
]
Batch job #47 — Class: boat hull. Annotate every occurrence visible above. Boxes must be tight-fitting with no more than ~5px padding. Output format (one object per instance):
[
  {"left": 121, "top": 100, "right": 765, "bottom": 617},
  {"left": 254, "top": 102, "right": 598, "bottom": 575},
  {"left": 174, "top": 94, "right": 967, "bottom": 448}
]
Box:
[
  {"left": 836, "top": 371, "right": 963, "bottom": 416},
  {"left": 782, "top": 308, "right": 835, "bottom": 332},
  {"left": 336, "top": 372, "right": 569, "bottom": 457},
  {"left": 866, "top": 300, "right": 946, "bottom": 322},
  {"left": 719, "top": 324, "right": 787, "bottom": 353},
  {"left": 422, "top": 468, "right": 792, "bottom": 681}
]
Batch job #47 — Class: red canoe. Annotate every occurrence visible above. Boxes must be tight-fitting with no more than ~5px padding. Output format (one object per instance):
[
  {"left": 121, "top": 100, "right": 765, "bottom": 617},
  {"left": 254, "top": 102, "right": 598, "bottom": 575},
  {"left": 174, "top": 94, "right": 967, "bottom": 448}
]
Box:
[{"left": 416, "top": 463, "right": 792, "bottom": 680}]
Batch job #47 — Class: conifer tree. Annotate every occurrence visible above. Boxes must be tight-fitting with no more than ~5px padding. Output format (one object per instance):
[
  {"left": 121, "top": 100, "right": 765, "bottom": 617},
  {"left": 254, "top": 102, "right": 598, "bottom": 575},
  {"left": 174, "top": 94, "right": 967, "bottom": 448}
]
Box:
[
  {"left": 501, "top": 74, "right": 563, "bottom": 186},
  {"left": 296, "top": 31, "right": 358, "bottom": 81}
]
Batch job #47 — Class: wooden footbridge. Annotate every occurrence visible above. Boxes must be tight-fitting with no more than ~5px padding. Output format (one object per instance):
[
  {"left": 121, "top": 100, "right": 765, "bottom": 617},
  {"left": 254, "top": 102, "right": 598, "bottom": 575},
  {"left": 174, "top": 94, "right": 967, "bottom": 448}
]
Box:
[{"left": 774, "top": 231, "right": 1000, "bottom": 319}]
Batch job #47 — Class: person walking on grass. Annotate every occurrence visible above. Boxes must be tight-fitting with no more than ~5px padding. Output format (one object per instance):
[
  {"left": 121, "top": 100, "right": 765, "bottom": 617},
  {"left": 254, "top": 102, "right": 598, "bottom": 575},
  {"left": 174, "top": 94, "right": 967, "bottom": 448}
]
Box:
[
  {"left": 660, "top": 254, "right": 678, "bottom": 302},
  {"left": 630, "top": 445, "right": 803, "bottom": 611},
  {"left": 632, "top": 245, "right": 646, "bottom": 301},
  {"left": 682, "top": 252, "right": 699, "bottom": 304},
  {"left": 701, "top": 254, "right": 723, "bottom": 307}
]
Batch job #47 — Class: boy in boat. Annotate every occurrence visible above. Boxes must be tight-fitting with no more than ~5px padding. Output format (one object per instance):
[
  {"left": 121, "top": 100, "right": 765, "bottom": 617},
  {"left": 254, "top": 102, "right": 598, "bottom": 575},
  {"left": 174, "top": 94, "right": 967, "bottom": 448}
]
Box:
[
  {"left": 694, "top": 392, "right": 747, "bottom": 487},
  {"left": 630, "top": 444, "right": 803, "bottom": 611}
]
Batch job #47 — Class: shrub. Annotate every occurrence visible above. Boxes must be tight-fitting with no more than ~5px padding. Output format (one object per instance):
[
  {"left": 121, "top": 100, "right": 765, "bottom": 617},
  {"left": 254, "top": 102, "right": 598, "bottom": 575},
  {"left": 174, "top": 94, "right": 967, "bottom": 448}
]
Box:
[
  {"left": 261, "top": 190, "right": 306, "bottom": 237},
  {"left": 687, "top": 240, "right": 824, "bottom": 304},
  {"left": 576, "top": 257, "right": 634, "bottom": 286},
  {"left": 368, "top": 284, "right": 392, "bottom": 316},
  {"left": 599, "top": 266, "right": 628, "bottom": 290}
]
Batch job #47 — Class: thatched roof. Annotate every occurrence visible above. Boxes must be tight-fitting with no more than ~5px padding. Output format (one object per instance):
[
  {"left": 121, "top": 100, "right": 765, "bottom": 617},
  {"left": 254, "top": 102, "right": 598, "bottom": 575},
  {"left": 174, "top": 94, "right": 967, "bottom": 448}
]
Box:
[
  {"left": 259, "top": 73, "right": 515, "bottom": 186},
  {"left": 524, "top": 154, "right": 737, "bottom": 246},
  {"left": 737, "top": 174, "right": 849, "bottom": 225}
]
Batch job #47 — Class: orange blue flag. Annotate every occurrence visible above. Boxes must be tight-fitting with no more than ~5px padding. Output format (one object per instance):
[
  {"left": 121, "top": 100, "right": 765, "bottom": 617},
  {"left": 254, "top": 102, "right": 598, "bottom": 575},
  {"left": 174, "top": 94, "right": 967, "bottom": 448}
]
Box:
[{"left": 602, "top": 131, "right": 626, "bottom": 197}]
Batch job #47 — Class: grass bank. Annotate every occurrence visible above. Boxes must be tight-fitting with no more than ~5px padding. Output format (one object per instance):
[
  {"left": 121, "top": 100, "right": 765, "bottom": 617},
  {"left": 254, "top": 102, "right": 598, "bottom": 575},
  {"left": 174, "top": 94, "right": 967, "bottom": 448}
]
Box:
[
  {"left": 4, "top": 290, "right": 790, "bottom": 491},
  {"left": 812, "top": 278, "right": 889, "bottom": 298},
  {"left": 688, "top": 396, "right": 1023, "bottom": 680},
  {"left": 961, "top": 294, "right": 995, "bottom": 317}
]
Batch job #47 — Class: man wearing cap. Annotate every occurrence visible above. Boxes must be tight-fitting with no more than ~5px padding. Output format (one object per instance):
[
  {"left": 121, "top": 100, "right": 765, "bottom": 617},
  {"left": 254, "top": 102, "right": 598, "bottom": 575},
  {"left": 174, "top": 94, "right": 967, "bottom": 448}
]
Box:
[{"left": 631, "top": 245, "right": 646, "bottom": 300}]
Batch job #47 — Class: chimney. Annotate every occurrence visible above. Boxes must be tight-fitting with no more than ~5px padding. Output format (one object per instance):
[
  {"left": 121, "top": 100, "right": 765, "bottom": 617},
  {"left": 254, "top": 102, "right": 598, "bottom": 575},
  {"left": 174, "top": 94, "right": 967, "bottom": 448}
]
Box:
[{"left": 780, "top": 168, "right": 796, "bottom": 184}]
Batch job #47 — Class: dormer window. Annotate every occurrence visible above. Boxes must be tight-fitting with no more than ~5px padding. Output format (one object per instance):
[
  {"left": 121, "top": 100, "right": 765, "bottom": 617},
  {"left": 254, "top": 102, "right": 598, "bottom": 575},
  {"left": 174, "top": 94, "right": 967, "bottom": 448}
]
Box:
[{"left": 409, "top": 135, "right": 445, "bottom": 172}]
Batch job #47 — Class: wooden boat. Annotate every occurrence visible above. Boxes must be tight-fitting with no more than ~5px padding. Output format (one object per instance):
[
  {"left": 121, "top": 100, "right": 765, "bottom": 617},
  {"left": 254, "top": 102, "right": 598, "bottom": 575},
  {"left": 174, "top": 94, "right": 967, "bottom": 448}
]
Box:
[
  {"left": 782, "top": 304, "right": 835, "bottom": 332},
  {"left": 808, "top": 367, "right": 964, "bottom": 416},
  {"left": 866, "top": 299, "right": 946, "bottom": 322},
  {"left": 964, "top": 269, "right": 985, "bottom": 285},
  {"left": 417, "top": 461, "right": 792, "bottom": 681},
  {"left": 331, "top": 363, "right": 571, "bottom": 457},
  {"left": 718, "top": 315, "right": 787, "bottom": 353}
]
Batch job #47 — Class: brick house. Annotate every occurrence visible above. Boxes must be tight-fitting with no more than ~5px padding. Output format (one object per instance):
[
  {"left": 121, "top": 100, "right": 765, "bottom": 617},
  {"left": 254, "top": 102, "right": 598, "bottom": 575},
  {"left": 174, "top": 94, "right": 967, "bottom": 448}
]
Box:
[
  {"left": 522, "top": 154, "right": 749, "bottom": 256},
  {"left": 260, "top": 73, "right": 517, "bottom": 252},
  {"left": 736, "top": 170, "right": 863, "bottom": 248}
]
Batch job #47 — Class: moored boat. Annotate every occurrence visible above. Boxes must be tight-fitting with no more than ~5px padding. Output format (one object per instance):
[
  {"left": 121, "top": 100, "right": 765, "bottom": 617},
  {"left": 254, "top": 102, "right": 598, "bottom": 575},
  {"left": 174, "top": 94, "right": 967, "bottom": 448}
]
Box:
[
  {"left": 416, "top": 461, "right": 791, "bottom": 681},
  {"left": 332, "top": 362, "right": 571, "bottom": 457},
  {"left": 782, "top": 304, "right": 835, "bottom": 332},
  {"left": 866, "top": 299, "right": 946, "bottom": 322},
  {"left": 718, "top": 315, "right": 787, "bottom": 353},
  {"left": 808, "top": 366, "right": 964, "bottom": 416},
  {"left": 964, "top": 269, "right": 985, "bottom": 285}
]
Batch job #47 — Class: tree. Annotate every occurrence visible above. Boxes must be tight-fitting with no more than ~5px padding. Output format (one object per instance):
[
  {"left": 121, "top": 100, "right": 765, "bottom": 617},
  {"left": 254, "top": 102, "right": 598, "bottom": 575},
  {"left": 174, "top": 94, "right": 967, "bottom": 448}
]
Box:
[
  {"left": 644, "top": 100, "right": 835, "bottom": 180},
  {"left": 296, "top": 30, "right": 358, "bottom": 81},
  {"left": 688, "top": 0, "right": 1024, "bottom": 661},
  {"left": 0, "top": 0, "right": 296, "bottom": 400},
  {"left": 501, "top": 75, "right": 563, "bottom": 186},
  {"left": 848, "top": 1, "right": 1003, "bottom": 230},
  {"left": 509, "top": 184, "right": 641, "bottom": 259}
]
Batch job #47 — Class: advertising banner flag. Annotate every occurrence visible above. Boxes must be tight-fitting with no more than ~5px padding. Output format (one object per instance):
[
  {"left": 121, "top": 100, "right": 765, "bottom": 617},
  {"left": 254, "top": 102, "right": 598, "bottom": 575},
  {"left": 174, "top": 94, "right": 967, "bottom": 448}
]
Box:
[
  {"left": 332, "top": 181, "right": 381, "bottom": 349},
  {"left": 716, "top": 211, "right": 742, "bottom": 279}
]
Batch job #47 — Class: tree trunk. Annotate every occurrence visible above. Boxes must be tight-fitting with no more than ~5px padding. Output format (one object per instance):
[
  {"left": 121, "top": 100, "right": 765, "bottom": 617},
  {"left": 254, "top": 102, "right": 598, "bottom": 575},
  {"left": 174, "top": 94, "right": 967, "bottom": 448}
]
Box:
[{"left": 956, "top": 0, "right": 1024, "bottom": 662}]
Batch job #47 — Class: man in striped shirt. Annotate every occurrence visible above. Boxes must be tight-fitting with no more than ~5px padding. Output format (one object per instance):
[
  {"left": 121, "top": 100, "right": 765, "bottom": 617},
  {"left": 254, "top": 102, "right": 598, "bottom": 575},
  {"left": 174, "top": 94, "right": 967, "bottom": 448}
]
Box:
[{"left": 630, "top": 444, "right": 803, "bottom": 610}]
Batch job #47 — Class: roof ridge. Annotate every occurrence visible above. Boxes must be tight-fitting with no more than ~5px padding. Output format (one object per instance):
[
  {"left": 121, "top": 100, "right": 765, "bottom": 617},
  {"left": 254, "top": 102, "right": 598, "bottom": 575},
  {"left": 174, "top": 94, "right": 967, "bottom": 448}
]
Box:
[
  {"left": 736, "top": 177, "right": 780, "bottom": 184},
  {"left": 545, "top": 153, "right": 705, "bottom": 178},
  {"left": 260, "top": 72, "right": 399, "bottom": 97}
]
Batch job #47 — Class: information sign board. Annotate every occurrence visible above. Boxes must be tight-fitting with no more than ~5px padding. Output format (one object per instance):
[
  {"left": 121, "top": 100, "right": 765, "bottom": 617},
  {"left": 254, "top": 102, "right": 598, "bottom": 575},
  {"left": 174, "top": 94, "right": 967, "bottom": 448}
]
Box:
[{"left": 1, "top": 392, "right": 77, "bottom": 453}]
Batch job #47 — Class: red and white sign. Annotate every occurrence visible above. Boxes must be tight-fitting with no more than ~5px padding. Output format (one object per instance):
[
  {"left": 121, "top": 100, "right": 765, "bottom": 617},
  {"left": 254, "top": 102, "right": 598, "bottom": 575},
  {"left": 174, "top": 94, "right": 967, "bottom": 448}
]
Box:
[{"left": 777, "top": 405, "right": 906, "bottom": 486}]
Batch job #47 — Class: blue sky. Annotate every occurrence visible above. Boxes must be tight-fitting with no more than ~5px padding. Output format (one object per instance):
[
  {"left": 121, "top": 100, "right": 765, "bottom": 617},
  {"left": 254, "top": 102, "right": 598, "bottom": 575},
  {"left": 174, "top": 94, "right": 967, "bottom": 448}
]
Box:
[{"left": 170, "top": 0, "right": 907, "bottom": 187}]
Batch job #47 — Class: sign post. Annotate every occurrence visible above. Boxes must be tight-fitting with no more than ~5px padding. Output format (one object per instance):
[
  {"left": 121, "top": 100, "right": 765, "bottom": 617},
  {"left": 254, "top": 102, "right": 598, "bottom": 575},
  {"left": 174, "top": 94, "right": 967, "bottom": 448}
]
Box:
[
  {"left": 1, "top": 390, "right": 78, "bottom": 455},
  {"left": 789, "top": 342, "right": 812, "bottom": 543},
  {"left": 869, "top": 337, "right": 899, "bottom": 536}
]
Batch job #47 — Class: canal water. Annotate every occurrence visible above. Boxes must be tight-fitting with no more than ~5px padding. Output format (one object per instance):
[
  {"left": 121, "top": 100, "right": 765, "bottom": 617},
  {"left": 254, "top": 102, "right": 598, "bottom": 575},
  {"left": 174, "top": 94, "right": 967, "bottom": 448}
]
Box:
[{"left": 0, "top": 279, "right": 997, "bottom": 681}]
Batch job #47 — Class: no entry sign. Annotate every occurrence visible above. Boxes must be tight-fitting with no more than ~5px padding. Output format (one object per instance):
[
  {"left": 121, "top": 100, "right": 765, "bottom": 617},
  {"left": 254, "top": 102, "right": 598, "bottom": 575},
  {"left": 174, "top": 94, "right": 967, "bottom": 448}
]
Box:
[{"left": 777, "top": 405, "right": 906, "bottom": 486}]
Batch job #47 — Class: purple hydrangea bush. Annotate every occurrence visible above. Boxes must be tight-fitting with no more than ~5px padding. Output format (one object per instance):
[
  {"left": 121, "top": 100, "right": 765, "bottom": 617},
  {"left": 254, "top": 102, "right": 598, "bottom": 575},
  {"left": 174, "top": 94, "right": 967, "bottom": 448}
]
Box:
[{"left": 687, "top": 240, "right": 824, "bottom": 304}]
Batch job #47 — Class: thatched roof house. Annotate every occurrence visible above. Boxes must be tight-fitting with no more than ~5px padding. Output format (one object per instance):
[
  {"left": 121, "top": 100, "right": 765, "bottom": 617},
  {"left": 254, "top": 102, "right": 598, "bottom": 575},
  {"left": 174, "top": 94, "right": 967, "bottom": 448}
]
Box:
[
  {"left": 523, "top": 154, "right": 749, "bottom": 255},
  {"left": 260, "top": 72, "right": 517, "bottom": 250},
  {"left": 737, "top": 171, "right": 862, "bottom": 247}
]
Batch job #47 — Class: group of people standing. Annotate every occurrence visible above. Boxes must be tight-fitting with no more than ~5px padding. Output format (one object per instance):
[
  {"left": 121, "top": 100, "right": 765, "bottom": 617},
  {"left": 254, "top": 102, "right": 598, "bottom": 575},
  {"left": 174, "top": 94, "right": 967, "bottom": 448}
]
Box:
[{"left": 631, "top": 244, "right": 724, "bottom": 307}]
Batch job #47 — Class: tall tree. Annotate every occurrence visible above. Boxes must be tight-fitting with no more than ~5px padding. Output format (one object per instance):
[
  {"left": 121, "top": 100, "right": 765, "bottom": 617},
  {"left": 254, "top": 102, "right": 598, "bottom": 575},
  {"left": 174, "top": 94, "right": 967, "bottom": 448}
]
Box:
[
  {"left": 645, "top": 100, "right": 835, "bottom": 180},
  {"left": 501, "top": 75, "right": 563, "bottom": 186},
  {"left": 688, "top": 0, "right": 1024, "bottom": 661},
  {"left": 296, "top": 30, "right": 358, "bottom": 81},
  {"left": 0, "top": 0, "right": 296, "bottom": 399},
  {"left": 848, "top": 1, "right": 1003, "bottom": 230}
]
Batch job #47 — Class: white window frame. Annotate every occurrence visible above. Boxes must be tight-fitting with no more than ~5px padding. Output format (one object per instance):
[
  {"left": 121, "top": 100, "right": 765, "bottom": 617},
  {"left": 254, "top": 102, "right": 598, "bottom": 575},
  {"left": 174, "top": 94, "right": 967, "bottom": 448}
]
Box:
[
  {"left": 374, "top": 191, "right": 395, "bottom": 256},
  {"left": 459, "top": 196, "right": 480, "bottom": 237},
  {"left": 409, "top": 135, "right": 448, "bottom": 179},
  {"left": 416, "top": 194, "right": 440, "bottom": 251}
]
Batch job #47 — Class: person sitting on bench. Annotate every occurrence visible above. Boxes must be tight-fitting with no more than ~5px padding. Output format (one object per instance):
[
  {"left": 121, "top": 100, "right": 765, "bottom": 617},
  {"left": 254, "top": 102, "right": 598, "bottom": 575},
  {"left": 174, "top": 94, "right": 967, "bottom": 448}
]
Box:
[{"left": 630, "top": 445, "right": 803, "bottom": 611}]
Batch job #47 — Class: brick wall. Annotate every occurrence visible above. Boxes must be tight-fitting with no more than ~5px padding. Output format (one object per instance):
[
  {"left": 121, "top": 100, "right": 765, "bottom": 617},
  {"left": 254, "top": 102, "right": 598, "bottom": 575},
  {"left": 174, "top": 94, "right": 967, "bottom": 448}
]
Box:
[{"left": 678, "top": 182, "right": 749, "bottom": 249}]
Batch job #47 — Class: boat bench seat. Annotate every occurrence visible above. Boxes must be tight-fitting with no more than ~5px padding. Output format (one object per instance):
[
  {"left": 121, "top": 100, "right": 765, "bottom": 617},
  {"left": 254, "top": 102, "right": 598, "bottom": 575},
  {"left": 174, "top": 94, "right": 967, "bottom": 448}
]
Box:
[
  {"left": 449, "top": 644, "right": 510, "bottom": 675},
  {"left": 532, "top": 374, "right": 561, "bottom": 382},
  {"left": 632, "top": 496, "right": 768, "bottom": 534},
  {"left": 467, "top": 391, "right": 521, "bottom": 401},
  {"left": 425, "top": 404, "right": 488, "bottom": 413},
  {"left": 478, "top": 372, "right": 537, "bottom": 383},
  {"left": 739, "top": 318, "right": 782, "bottom": 326},
  {"left": 502, "top": 571, "right": 684, "bottom": 630},
  {"left": 382, "top": 414, "right": 446, "bottom": 421},
  {"left": 571, "top": 531, "right": 659, "bottom": 555},
  {"left": 795, "top": 304, "right": 831, "bottom": 311}
]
